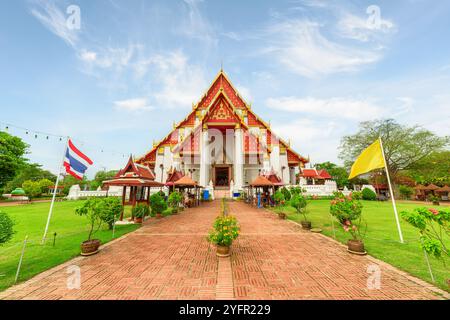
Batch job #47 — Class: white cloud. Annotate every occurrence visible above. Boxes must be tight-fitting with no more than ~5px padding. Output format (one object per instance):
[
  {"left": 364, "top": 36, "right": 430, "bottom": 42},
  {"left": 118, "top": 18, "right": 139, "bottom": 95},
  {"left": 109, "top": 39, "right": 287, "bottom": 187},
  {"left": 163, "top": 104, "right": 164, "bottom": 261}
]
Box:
[
  {"left": 265, "top": 20, "right": 381, "bottom": 78},
  {"left": 337, "top": 12, "right": 395, "bottom": 42},
  {"left": 114, "top": 98, "right": 153, "bottom": 112},
  {"left": 150, "top": 51, "right": 208, "bottom": 107},
  {"left": 179, "top": 0, "right": 218, "bottom": 47},
  {"left": 266, "top": 96, "right": 384, "bottom": 120},
  {"left": 273, "top": 118, "right": 343, "bottom": 163},
  {"left": 30, "top": 0, "right": 79, "bottom": 47},
  {"left": 79, "top": 50, "right": 97, "bottom": 62}
]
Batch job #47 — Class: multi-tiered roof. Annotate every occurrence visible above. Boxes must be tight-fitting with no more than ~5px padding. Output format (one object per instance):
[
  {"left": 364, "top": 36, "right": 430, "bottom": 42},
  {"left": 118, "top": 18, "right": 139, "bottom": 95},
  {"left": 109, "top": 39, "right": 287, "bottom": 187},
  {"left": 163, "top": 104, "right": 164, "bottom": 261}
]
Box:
[{"left": 136, "top": 70, "right": 308, "bottom": 167}]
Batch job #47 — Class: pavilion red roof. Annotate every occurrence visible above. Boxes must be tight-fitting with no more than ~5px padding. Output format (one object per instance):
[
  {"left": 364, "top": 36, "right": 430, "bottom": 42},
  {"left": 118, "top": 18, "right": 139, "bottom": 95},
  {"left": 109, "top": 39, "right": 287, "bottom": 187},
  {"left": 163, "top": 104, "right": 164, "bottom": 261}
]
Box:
[
  {"left": 174, "top": 175, "right": 199, "bottom": 187},
  {"left": 103, "top": 156, "right": 162, "bottom": 187},
  {"left": 251, "top": 176, "right": 274, "bottom": 187},
  {"left": 166, "top": 169, "right": 184, "bottom": 186},
  {"left": 264, "top": 170, "right": 284, "bottom": 186},
  {"left": 317, "top": 169, "right": 332, "bottom": 179}
]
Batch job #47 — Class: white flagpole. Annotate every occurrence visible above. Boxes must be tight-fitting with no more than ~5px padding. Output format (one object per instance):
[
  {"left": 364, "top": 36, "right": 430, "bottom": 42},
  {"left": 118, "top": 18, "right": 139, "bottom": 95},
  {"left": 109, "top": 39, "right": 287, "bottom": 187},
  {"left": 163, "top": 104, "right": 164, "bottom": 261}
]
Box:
[
  {"left": 379, "top": 137, "right": 404, "bottom": 243},
  {"left": 42, "top": 137, "right": 69, "bottom": 244}
]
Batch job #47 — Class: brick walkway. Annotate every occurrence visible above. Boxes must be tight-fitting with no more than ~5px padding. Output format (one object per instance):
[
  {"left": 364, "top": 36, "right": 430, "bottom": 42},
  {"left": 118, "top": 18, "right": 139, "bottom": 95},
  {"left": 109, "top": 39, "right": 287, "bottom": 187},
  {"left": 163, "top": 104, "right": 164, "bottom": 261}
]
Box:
[{"left": 0, "top": 200, "right": 446, "bottom": 300}]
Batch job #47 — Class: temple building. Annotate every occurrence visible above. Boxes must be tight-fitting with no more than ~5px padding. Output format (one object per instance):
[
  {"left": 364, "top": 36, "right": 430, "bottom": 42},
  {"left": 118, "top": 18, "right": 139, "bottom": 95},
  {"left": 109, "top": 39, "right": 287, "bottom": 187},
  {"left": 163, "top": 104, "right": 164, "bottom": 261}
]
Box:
[{"left": 136, "top": 70, "right": 309, "bottom": 194}]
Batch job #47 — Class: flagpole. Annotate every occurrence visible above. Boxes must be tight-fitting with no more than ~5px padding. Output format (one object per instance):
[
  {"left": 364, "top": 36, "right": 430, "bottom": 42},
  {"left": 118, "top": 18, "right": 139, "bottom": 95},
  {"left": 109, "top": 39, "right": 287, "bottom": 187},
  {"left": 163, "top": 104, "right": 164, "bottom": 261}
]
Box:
[
  {"left": 379, "top": 137, "right": 404, "bottom": 243},
  {"left": 42, "top": 137, "right": 69, "bottom": 244}
]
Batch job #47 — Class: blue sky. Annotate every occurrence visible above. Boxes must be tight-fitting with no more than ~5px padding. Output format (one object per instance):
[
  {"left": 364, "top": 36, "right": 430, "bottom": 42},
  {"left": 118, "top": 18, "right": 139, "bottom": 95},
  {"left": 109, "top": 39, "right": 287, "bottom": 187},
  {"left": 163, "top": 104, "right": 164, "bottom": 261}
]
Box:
[{"left": 1, "top": 0, "right": 449, "bottom": 177}]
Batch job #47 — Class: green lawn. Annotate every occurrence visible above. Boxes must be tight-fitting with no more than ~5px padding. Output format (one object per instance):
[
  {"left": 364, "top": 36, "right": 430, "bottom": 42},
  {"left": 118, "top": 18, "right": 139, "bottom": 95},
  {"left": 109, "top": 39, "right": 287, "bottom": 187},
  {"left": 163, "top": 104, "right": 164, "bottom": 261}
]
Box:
[
  {"left": 272, "top": 200, "right": 450, "bottom": 292},
  {"left": 0, "top": 201, "right": 140, "bottom": 291}
]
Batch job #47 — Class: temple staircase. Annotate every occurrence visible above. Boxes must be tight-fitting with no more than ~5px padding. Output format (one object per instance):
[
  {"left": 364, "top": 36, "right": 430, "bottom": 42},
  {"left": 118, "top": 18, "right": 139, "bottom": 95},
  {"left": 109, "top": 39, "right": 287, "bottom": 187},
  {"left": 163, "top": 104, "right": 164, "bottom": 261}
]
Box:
[{"left": 214, "top": 189, "right": 230, "bottom": 199}]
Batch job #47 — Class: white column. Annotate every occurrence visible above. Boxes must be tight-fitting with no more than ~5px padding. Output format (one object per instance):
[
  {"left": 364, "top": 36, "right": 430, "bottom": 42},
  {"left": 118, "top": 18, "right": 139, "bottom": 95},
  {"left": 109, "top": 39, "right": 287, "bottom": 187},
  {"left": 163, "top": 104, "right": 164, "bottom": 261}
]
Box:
[
  {"left": 199, "top": 128, "right": 209, "bottom": 187},
  {"left": 234, "top": 127, "right": 244, "bottom": 191},
  {"left": 270, "top": 144, "right": 280, "bottom": 175}
]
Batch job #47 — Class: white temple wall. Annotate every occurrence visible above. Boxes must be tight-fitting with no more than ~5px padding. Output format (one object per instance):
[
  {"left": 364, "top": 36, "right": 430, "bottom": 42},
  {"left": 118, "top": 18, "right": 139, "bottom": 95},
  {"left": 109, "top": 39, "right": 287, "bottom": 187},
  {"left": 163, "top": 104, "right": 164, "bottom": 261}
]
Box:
[
  {"left": 280, "top": 153, "right": 289, "bottom": 184},
  {"left": 270, "top": 145, "right": 281, "bottom": 176}
]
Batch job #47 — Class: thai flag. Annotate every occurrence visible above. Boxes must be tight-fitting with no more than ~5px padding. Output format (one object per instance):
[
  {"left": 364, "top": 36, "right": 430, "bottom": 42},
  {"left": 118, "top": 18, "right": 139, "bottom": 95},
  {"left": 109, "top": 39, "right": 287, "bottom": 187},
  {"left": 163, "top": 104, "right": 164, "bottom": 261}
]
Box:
[{"left": 63, "top": 139, "right": 93, "bottom": 180}]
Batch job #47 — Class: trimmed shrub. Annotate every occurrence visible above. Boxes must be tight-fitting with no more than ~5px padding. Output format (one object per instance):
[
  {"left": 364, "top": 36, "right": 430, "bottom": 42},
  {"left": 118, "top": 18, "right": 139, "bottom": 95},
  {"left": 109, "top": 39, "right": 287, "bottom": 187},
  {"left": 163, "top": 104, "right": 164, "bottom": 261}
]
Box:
[
  {"left": 168, "top": 191, "right": 182, "bottom": 212},
  {"left": 280, "top": 187, "right": 291, "bottom": 201},
  {"left": 150, "top": 193, "right": 167, "bottom": 215},
  {"left": 132, "top": 203, "right": 150, "bottom": 219},
  {"left": 362, "top": 188, "right": 377, "bottom": 201},
  {"left": 273, "top": 190, "right": 285, "bottom": 206}
]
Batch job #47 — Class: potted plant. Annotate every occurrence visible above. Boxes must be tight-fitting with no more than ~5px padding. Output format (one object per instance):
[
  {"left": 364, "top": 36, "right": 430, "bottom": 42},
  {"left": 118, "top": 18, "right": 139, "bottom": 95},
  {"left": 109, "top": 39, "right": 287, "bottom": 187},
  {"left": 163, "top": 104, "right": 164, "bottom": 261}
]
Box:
[
  {"left": 132, "top": 203, "right": 150, "bottom": 224},
  {"left": 291, "top": 193, "right": 310, "bottom": 230},
  {"left": 99, "top": 197, "right": 123, "bottom": 230},
  {"left": 208, "top": 215, "right": 240, "bottom": 257},
  {"left": 168, "top": 191, "right": 182, "bottom": 214},
  {"left": 150, "top": 193, "right": 167, "bottom": 219},
  {"left": 330, "top": 192, "right": 366, "bottom": 255},
  {"left": 428, "top": 194, "right": 440, "bottom": 206},
  {"left": 274, "top": 190, "right": 286, "bottom": 219},
  {"left": 75, "top": 198, "right": 104, "bottom": 256}
]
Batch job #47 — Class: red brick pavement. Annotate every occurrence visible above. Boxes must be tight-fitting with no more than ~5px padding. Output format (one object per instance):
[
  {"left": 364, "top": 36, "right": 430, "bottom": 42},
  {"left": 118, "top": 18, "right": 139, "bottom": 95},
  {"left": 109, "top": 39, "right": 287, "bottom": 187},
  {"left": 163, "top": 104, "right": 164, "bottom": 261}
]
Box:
[{"left": 0, "top": 200, "right": 446, "bottom": 300}]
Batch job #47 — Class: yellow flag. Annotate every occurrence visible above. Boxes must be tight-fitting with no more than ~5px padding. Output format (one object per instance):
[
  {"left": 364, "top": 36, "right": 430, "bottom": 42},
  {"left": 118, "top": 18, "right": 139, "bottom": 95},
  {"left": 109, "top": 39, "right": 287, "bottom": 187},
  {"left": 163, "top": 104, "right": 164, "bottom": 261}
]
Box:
[{"left": 348, "top": 139, "right": 385, "bottom": 179}]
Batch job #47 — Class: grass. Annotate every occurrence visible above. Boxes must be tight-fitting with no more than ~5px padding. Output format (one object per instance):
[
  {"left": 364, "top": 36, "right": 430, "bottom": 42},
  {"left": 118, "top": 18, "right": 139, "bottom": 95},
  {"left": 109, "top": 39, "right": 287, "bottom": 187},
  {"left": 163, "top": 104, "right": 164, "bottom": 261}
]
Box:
[
  {"left": 272, "top": 199, "right": 450, "bottom": 292},
  {"left": 0, "top": 201, "right": 140, "bottom": 292}
]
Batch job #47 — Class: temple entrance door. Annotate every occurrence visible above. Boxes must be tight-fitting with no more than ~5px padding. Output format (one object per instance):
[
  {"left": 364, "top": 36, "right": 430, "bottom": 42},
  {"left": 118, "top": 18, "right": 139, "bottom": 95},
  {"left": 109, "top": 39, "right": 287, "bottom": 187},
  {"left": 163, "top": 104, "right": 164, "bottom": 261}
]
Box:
[{"left": 214, "top": 166, "right": 230, "bottom": 188}]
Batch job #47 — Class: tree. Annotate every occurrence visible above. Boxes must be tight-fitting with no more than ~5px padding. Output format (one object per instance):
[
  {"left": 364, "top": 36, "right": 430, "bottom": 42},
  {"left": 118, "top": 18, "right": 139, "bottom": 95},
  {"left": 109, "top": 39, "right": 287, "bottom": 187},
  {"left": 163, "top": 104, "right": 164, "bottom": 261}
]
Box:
[
  {"left": 399, "top": 185, "right": 414, "bottom": 200},
  {"left": 403, "top": 151, "right": 450, "bottom": 185},
  {"left": 339, "top": 119, "right": 449, "bottom": 186},
  {"left": 315, "top": 162, "right": 350, "bottom": 189},
  {"left": 0, "top": 131, "right": 29, "bottom": 190},
  {"left": 4, "top": 163, "right": 56, "bottom": 192},
  {"left": 62, "top": 175, "right": 88, "bottom": 195},
  {"left": 90, "top": 170, "right": 118, "bottom": 190},
  {"left": 0, "top": 211, "right": 15, "bottom": 245},
  {"left": 38, "top": 179, "right": 54, "bottom": 194},
  {"left": 99, "top": 197, "right": 123, "bottom": 229},
  {"left": 22, "top": 180, "right": 42, "bottom": 199}
]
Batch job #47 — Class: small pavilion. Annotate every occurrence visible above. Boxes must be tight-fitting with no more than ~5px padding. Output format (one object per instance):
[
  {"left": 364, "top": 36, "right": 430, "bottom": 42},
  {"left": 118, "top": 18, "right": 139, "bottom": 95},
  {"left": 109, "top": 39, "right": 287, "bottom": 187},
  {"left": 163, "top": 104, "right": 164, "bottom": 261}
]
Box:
[
  {"left": 263, "top": 170, "right": 284, "bottom": 189},
  {"left": 103, "top": 156, "right": 164, "bottom": 220},
  {"left": 165, "top": 168, "right": 185, "bottom": 192},
  {"left": 173, "top": 175, "right": 203, "bottom": 207},
  {"left": 249, "top": 175, "right": 275, "bottom": 207},
  {"left": 435, "top": 185, "right": 450, "bottom": 201}
]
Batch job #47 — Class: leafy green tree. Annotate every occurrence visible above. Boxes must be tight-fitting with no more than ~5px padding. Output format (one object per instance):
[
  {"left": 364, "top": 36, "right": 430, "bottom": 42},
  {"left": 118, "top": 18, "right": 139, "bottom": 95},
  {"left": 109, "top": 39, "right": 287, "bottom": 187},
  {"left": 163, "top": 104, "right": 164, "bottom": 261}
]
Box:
[
  {"left": 150, "top": 193, "right": 167, "bottom": 215},
  {"left": 315, "top": 162, "right": 350, "bottom": 189},
  {"left": 62, "top": 175, "right": 88, "bottom": 195},
  {"left": 90, "top": 170, "right": 118, "bottom": 190},
  {"left": 290, "top": 193, "right": 308, "bottom": 221},
  {"left": 22, "top": 180, "right": 42, "bottom": 199},
  {"left": 0, "top": 131, "right": 29, "bottom": 190},
  {"left": 339, "top": 119, "right": 449, "bottom": 182},
  {"left": 4, "top": 163, "right": 56, "bottom": 192},
  {"left": 38, "top": 179, "right": 54, "bottom": 194},
  {"left": 280, "top": 187, "right": 291, "bottom": 201},
  {"left": 399, "top": 185, "right": 414, "bottom": 200},
  {"left": 403, "top": 151, "right": 450, "bottom": 185},
  {"left": 168, "top": 191, "right": 182, "bottom": 212},
  {"left": 75, "top": 198, "right": 104, "bottom": 241},
  {"left": 0, "top": 211, "right": 15, "bottom": 245},
  {"left": 98, "top": 197, "right": 123, "bottom": 229}
]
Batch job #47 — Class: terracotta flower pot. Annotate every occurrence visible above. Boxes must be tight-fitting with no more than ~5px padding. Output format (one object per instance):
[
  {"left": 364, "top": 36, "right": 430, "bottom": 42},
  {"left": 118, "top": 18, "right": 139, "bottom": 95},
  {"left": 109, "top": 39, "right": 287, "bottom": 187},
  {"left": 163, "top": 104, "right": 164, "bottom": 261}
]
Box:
[
  {"left": 347, "top": 239, "right": 366, "bottom": 255},
  {"left": 135, "top": 217, "right": 143, "bottom": 224},
  {"left": 81, "top": 239, "right": 101, "bottom": 256},
  {"left": 216, "top": 245, "right": 231, "bottom": 257},
  {"left": 301, "top": 221, "right": 312, "bottom": 230}
]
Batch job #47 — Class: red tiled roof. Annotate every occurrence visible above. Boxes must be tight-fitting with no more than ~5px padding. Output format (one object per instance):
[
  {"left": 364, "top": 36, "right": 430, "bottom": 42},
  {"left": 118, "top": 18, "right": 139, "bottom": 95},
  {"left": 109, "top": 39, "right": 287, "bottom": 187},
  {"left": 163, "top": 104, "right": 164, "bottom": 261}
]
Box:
[
  {"left": 251, "top": 176, "right": 274, "bottom": 187},
  {"left": 317, "top": 169, "right": 332, "bottom": 179}
]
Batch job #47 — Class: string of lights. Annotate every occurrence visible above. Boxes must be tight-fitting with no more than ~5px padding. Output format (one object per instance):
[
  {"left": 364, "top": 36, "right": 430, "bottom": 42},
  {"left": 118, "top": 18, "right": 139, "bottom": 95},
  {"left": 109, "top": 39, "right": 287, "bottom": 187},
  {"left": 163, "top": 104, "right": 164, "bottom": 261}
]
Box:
[{"left": 0, "top": 121, "right": 129, "bottom": 159}]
